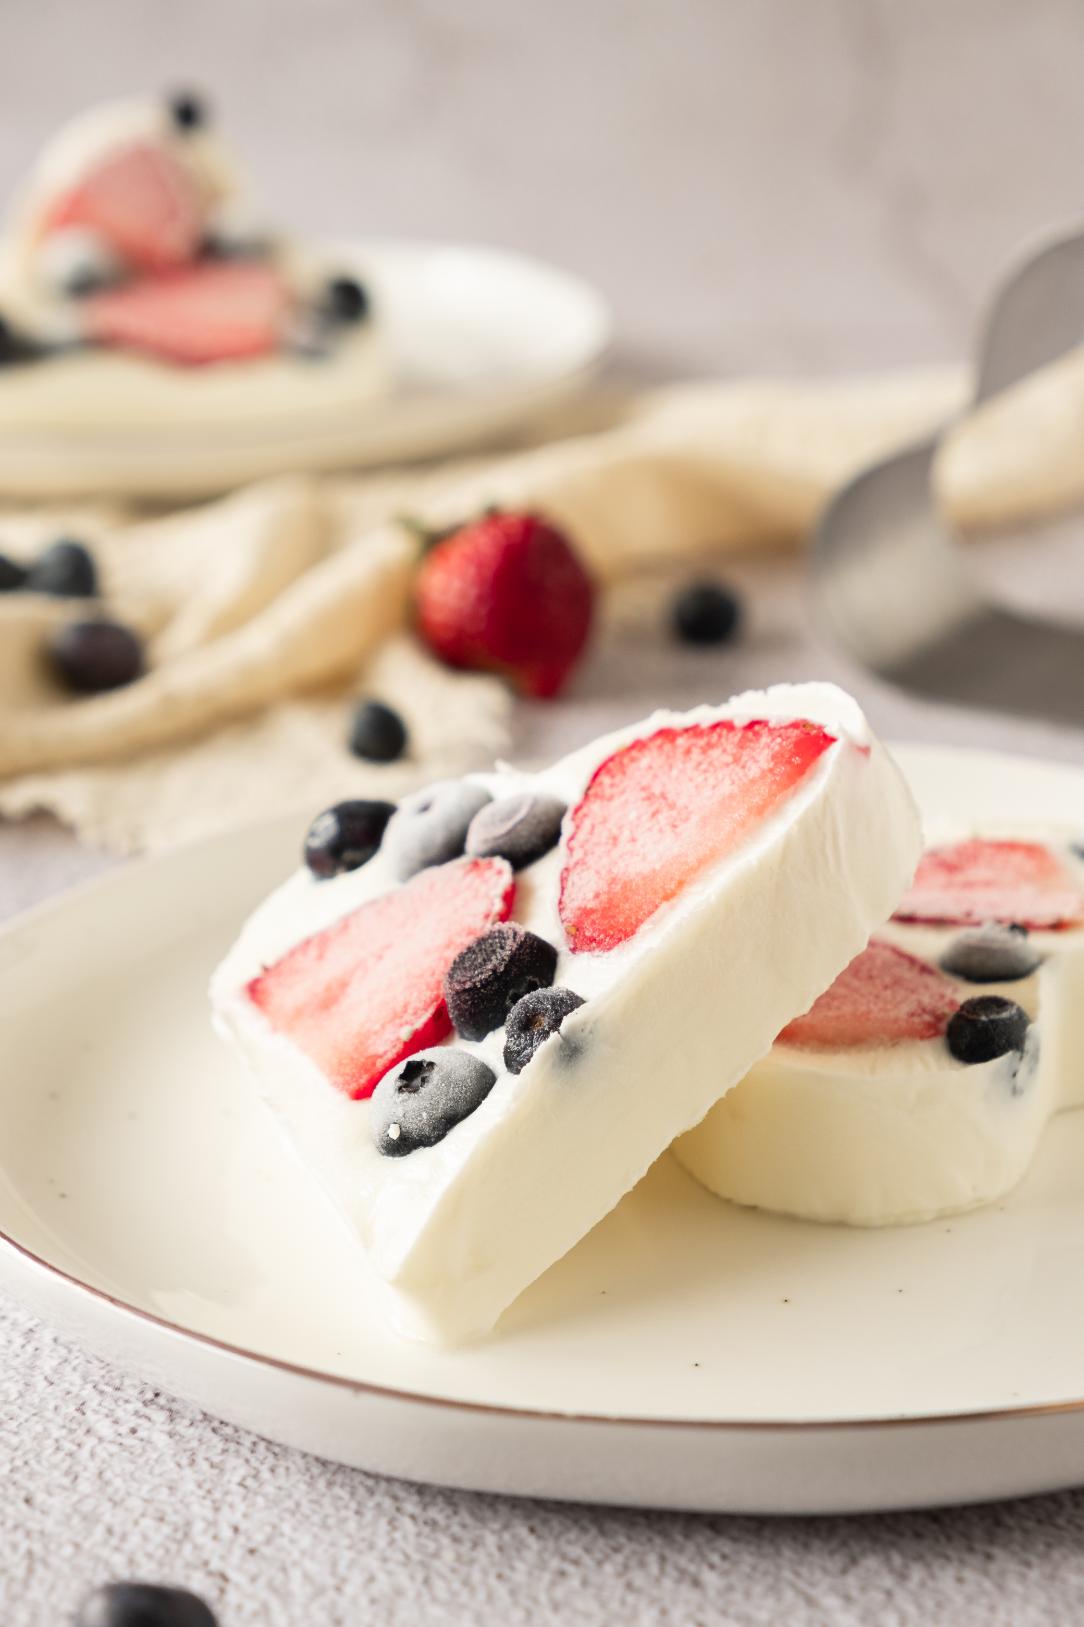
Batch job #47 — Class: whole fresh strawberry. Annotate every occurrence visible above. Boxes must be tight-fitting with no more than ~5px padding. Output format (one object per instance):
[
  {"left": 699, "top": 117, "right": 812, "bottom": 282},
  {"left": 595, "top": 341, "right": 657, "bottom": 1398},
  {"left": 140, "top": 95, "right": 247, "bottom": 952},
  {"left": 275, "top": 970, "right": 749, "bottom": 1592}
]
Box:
[{"left": 414, "top": 510, "right": 594, "bottom": 699}]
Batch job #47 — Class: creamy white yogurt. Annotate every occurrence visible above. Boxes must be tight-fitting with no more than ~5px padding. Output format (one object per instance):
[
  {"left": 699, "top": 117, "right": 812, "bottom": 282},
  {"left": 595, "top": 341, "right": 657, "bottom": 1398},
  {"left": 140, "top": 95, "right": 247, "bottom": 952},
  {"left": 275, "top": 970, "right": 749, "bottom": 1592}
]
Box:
[
  {"left": 211, "top": 683, "right": 921, "bottom": 1344},
  {"left": 673, "top": 843, "right": 1084, "bottom": 1226}
]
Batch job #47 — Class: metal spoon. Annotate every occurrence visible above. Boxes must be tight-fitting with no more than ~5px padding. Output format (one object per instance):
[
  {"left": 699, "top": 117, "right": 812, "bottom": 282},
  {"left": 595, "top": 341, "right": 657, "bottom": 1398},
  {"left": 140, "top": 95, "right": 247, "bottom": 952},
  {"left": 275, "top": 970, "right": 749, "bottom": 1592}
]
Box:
[{"left": 812, "top": 226, "right": 1084, "bottom": 724}]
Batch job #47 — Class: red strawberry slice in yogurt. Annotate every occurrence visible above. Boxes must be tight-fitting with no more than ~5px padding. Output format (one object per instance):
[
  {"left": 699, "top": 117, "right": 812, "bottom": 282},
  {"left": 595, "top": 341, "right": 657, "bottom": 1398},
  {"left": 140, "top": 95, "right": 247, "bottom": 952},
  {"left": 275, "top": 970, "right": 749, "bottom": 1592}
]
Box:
[
  {"left": 43, "top": 140, "right": 204, "bottom": 272},
  {"left": 247, "top": 857, "right": 515, "bottom": 1099},
  {"left": 559, "top": 718, "right": 836, "bottom": 954},
  {"left": 895, "top": 839, "right": 1084, "bottom": 931},
  {"left": 779, "top": 939, "right": 960, "bottom": 1049},
  {"left": 84, "top": 261, "right": 290, "bottom": 365}
]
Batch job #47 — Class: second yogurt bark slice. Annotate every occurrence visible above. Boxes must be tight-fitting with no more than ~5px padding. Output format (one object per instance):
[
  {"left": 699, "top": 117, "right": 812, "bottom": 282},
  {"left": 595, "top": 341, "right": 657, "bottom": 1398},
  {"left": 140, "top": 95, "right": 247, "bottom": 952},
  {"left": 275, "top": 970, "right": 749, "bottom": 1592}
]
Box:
[{"left": 211, "top": 682, "right": 921, "bottom": 1343}]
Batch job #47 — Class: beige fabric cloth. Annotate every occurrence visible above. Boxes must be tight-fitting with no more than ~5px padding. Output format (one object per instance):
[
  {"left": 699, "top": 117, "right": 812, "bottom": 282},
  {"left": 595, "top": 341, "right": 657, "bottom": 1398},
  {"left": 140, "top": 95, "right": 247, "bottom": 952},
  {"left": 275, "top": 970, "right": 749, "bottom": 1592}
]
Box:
[{"left": 4, "top": 357, "right": 1084, "bottom": 852}]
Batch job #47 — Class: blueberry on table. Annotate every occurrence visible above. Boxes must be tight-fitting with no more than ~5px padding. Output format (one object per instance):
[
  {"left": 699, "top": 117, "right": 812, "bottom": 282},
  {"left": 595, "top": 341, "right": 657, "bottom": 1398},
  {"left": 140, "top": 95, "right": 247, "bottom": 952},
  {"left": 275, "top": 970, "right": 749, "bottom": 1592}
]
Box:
[
  {"left": 27, "top": 538, "right": 98, "bottom": 598},
  {"left": 322, "top": 275, "right": 371, "bottom": 324},
  {"left": 466, "top": 792, "right": 567, "bottom": 870},
  {"left": 371, "top": 1048, "right": 497, "bottom": 1156},
  {"left": 0, "top": 551, "right": 26, "bottom": 591},
  {"left": 445, "top": 923, "right": 559, "bottom": 1040},
  {"left": 946, "top": 996, "right": 1030, "bottom": 1064},
  {"left": 348, "top": 699, "right": 408, "bottom": 763},
  {"left": 671, "top": 580, "right": 742, "bottom": 646},
  {"left": 167, "top": 90, "right": 209, "bottom": 131},
  {"left": 940, "top": 922, "right": 1041, "bottom": 983},
  {"left": 75, "top": 1580, "right": 217, "bottom": 1626},
  {"left": 304, "top": 798, "right": 396, "bottom": 879},
  {"left": 386, "top": 779, "right": 492, "bottom": 880},
  {"left": 503, "top": 986, "right": 586, "bottom": 1074},
  {"left": 49, "top": 618, "right": 144, "bottom": 694},
  {"left": 0, "top": 313, "right": 46, "bottom": 365}
]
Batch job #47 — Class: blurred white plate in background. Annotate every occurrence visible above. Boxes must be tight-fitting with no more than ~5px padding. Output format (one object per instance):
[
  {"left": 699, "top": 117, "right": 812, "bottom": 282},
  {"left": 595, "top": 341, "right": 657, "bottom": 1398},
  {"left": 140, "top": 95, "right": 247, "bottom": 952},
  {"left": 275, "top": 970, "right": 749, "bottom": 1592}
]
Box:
[
  {"left": 3, "top": 744, "right": 1084, "bottom": 1513},
  {"left": 0, "top": 241, "right": 611, "bottom": 500}
]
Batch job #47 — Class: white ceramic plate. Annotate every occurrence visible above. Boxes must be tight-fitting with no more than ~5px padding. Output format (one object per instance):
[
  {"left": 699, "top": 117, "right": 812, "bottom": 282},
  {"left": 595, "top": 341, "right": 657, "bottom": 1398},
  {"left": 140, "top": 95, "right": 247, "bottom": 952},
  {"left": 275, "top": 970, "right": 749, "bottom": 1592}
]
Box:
[
  {"left": 0, "top": 240, "right": 611, "bottom": 499},
  {"left": 4, "top": 743, "right": 1084, "bottom": 1514}
]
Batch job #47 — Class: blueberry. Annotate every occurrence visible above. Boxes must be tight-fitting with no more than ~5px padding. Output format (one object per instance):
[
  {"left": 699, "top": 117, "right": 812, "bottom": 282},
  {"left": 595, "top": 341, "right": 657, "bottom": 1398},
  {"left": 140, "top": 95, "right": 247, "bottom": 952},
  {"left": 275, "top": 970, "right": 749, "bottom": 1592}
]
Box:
[
  {"left": 386, "top": 780, "right": 492, "bottom": 880},
  {"left": 28, "top": 538, "right": 98, "bottom": 598},
  {"left": 503, "top": 986, "right": 585, "bottom": 1075},
  {"left": 940, "top": 922, "right": 1041, "bottom": 984},
  {"left": 671, "top": 581, "right": 742, "bottom": 646},
  {"left": 75, "top": 1580, "right": 217, "bottom": 1626},
  {"left": 946, "top": 996, "right": 1030, "bottom": 1065},
  {"left": 445, "top": 924, "right": 558, "bottom": 1041},
  {"left": 371, "top": 1048, "right": 497, "bottom": 1156},
  {"left": 0, "top": 552, "right": 26, "bottom": 591},
  {"left": 38, "top": 226, "right": 124, "bottom": 297},
  {"left": 322, "top": 276, "right": 371, "bottom": 324},
  {"left": 168, "top": 91, "right": 209, "bottom": 132},
  {"left": 465, "top": 792, "right": 567, "bottom": 870},
  {"left": 0, "top": 314, "right": 45, "bottom": 365},
  {"left": 48, "top": 619, "right": 144, "bottom": 694},
  {"left": 304, "top": 798, "right": 395, "bottom": 879},
  {"left": 348, "top": 699, "right": 408, "bottom": 763}
]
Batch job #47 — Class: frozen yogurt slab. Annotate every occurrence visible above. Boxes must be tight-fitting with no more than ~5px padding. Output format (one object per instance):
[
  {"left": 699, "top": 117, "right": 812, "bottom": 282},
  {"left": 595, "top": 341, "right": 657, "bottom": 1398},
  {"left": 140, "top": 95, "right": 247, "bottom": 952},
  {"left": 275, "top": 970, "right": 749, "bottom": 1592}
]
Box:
[
  {"left": 211, "top": 684, "right": 920, "bottom": 1343},
  {"left": 675, "top": 835, "right": 1084, "bottom": 1225}
]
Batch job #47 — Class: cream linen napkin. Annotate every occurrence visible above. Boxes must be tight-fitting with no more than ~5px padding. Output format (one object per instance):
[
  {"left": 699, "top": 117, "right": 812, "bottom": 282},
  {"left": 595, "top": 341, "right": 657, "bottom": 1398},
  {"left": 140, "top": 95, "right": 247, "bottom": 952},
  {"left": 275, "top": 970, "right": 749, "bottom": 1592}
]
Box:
[{"left": 4, "top": 357, "right": 1084, "bottom": 852}]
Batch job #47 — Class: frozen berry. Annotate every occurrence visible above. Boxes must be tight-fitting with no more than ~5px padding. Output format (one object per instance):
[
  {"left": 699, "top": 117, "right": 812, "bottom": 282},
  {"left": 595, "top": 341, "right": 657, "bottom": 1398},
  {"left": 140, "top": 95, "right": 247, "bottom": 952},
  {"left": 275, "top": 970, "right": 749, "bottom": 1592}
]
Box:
[
  {"left": 0, "top": 552, "right": 26, "bottom": 591},
  {"left": 38, "top": 225, "right": 124, "bottom": 297},
  {"left": 371, "top": 1048, "right": 497, "bottom": 1156},
  {"left": 671, "top": 581, "right": 742, "bottom": 646},
  {"left": 444, "top": 923, "right": 558, "bottom": 1041},
  {"left": 168, "top": 90, "right": 209, "bottom": 132},
  {"left": 75, "top": 1580, "right": 217, "bottom": 1626},
  {"left": 322, "top": 275, "right": 370, "bottom": 324},
  {"left": 946, "top": 996, "right": 1029, "bottom": 1064},
  {"left": 48, "top": 618, "right": 144, "bottom": 694},
  {"left": 386, "top": 780, "right": 492, "bottom": 880},
  {"left": 940, "top": 922, "right": 1041, "bottom": 984},
  {"left": 466, "top": 792, "right": 567, "bottom": 870},
  {"left": 304, "top": 799, "right": 395, "bottom": 879},
  {"left": 0, "top": 314, "right": 46, "bottom": 365},
  {"left": 348, "top": 699, "right": 408, "bottom": 763},
  {"left": 28, "top": 538, "right": 98, "bottom": 598},
  {"left": 896, "top": 838, "right": 1084, "bottom": 929},
  {"left": 503, "top": 986, "right": 585, "bottom": 1074}
]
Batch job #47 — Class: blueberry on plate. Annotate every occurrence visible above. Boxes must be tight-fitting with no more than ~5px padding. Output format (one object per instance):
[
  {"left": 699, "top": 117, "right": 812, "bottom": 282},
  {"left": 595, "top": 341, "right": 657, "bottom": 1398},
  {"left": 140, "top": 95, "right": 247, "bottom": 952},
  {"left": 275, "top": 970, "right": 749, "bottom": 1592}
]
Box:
[
  {"left": 386, "top": 779, "right": 492, "bottom": 880},
  {"left": 304, "top": 798, "right": 396, "bottom": 879},
  {"left": 371, "top": 1048, "right": 497, "bottom": 1156},
  {"left": 167, "top": 90, "right": 209, "bottom": 132},
  {"left": 465, "top": 792, "right": 567, "bottom": 870},
  {"left": 48, "top": 618, "right": 144, "bottom": 694},
  {"left": 322, "top": 275, "right": 371, "bottom": 324},
  {"left": 0, "top": 313, "right": 46, "bottom": 365},
  {"left": 28, "top": 538, "right": 98, "bottom": 598},
  {"left": 75, "top": 1580, "right": 217, "bottom": 1626},
  {"left": 503, "top": 986, "right": 586, "bottom": 1075},
  {"left": 671, "top": 580, "right": 742, "bottom": 646},
  {"left": 348, "top": 699, "right": 408, "bottom": 763},
  {"left": 946, "top": 996, "right": 1030, "bottom": 1064},
  {"left": 940, "top": 922, "right": 1041, "bottom": 984},
  {"left": 444, "top": 923, "right": 558, "bottom": 1041},
  {"left": 38, "top": 225, "right": 124, "bottom": 297},
  {"left": 0, "top": 551, "right": 26, "bottom": 591}
]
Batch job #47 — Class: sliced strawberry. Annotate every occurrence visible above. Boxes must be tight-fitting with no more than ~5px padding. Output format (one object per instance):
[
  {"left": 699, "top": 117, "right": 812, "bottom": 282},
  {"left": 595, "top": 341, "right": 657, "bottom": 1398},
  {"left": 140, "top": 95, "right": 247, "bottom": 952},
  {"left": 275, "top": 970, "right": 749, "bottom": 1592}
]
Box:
[
  {"left": 558, "top": 718, "right": 836, "bottom": 954},
  {"left": 779, "top": 939, "right": 960, "bottom": 1049},
  {"left": 895, "top": 839, "right": 1084, "bottom": 930},
  {"left": 43, "top": 140, "right": 204, "bottom": 272},
  {"left": 84, "top": 261, "right": 289, "bottom": 365},
  {"left": 247, "top": 857, "right": 515, "bottom": 1099}
]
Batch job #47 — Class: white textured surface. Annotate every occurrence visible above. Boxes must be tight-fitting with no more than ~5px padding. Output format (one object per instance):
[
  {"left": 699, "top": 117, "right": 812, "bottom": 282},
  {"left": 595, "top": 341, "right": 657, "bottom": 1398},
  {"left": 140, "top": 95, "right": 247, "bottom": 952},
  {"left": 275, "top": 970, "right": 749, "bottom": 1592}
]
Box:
[{"left": 6, "top": 0, "right": 1084, "bottom": 1620}]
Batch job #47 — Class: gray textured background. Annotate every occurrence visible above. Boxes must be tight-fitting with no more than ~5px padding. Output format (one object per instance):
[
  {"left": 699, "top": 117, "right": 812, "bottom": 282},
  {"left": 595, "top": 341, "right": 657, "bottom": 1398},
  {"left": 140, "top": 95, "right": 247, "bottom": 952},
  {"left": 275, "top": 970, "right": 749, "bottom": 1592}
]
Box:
[{"left": 6, "top": 2, "right": 1084, "bottom": 1623}]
